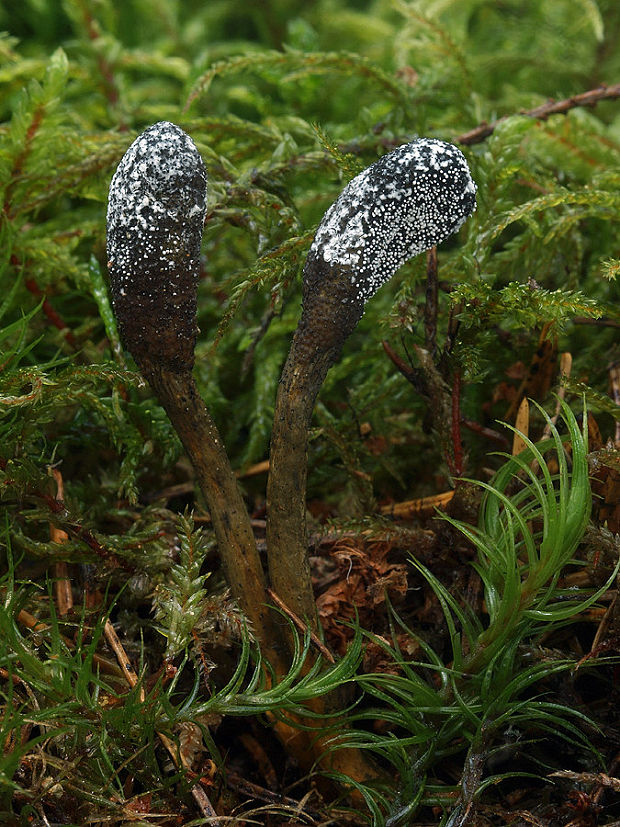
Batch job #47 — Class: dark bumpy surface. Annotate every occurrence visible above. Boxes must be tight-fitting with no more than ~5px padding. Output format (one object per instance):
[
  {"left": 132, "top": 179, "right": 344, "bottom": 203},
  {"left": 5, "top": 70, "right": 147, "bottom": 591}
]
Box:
[
  {"left": 107, "top": 121, "right": 207, "bottom": 373},
  {"left": 300, "top": 139, "right": 476, "bottom": 355}
]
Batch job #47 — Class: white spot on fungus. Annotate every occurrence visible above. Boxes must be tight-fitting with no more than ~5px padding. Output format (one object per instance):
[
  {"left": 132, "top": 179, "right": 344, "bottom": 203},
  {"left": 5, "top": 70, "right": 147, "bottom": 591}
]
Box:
[
  {"left": 308, "top": 138, "right": 477, "bottom": 305},
  {"left": 107, "top": 121, "right": 207, "bottom": 372},
  {"left": 107, "top": 121, "right": 207, "bottom": 302}
]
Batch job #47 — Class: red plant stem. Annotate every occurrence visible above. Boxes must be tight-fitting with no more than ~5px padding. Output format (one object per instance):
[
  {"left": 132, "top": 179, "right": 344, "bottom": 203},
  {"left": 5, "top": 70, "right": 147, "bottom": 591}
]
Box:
[
  {"left": 77, "top": 0, "right": 121, "bottom": 109},
  {"left": 25, "top": 276, "right": 77, "bottom": 348},
  {"left": 382, "top": 339, "right": 417, "bottom": 385},
  {"left": 461, "top": 418, "right": 510, "bottom": 449},
  {"left": 2, "top": 106, "right": 44, "bottom": 219},
  {"left": 451, "top": 369, "right": 464, "bottom": 477}
]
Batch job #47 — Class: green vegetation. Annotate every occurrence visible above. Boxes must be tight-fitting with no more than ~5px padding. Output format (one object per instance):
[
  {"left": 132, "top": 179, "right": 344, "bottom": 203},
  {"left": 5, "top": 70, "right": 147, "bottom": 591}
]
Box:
[
  {"left": 336, "top": 401, "right": 616, "bottom": 822},
  {"left": 1, "top": 1, "right": 619, "bottom": 824}
]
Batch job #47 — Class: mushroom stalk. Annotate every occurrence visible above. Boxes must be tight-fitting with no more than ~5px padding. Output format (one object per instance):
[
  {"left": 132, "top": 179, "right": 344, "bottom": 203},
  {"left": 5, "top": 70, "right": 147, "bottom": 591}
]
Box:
[
  {"left": 267, "top": 139, "right": 477, "bottom": 631},
  {"left": 267, "top": 338, "right": 341, "bottom": 629},
  {"left": 145, "top": 363, "right": 279, "bottom": 646},
  {"left": 267, "top": 256, "right": 366, "bottom": 631}
]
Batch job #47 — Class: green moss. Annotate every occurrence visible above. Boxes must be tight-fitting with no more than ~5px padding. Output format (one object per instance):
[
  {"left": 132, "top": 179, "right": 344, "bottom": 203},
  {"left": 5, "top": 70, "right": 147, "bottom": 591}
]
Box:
[{"left": 1, "top": 0, "right": 619, "bottom": 822}]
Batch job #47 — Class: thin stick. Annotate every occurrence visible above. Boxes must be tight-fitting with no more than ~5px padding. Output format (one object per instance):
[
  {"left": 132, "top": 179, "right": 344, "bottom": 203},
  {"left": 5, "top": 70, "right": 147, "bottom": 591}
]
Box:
[
  {"left": 103, "top": 619, "right": 143, "bottom": 695},
  {"left": 573, "top": 316, "right": 620, "bottom": 328},
  {"left": 512, "top": 398, "right": 530, "bottom": 456},
  {"left": 531, "top": 352, "right": 572, "bottom": 475},
  {"left": 267, "top": 589, "right": 334, "bottom": 663},
  {"left": 382, "top": 339, "right": 418, "bottom": 386},
  {"left": 380, "top": 490, "right": 454, "bottom": 519},
  {"left": 461, "top": 418, "right": 511, "bottom": 449},
  {"left": 457, "top": 83, "right": 620, "bottom": 145},
  {"left": 541, "top": 352, "right": 572, "bottom": 440},
  {"left": 102, "top": 619, "right": 220, "bottom": 820},
  {"left": 49, "top": 468, "right": 73, "bottom": 616}
]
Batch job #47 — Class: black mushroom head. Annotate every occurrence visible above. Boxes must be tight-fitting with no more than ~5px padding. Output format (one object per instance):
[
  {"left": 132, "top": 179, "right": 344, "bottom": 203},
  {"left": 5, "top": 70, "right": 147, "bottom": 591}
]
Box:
[
  {"left": 299, "top": 138, "right": 476, "bottom": 357},
  {"left": 107, "top": 121, "right": 207, "bottom": 374}
]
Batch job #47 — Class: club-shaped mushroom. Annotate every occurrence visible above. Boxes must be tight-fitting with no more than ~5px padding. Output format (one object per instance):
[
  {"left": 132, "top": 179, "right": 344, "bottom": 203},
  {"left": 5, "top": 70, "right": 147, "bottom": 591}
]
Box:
[
  {"left": 107, "top": 121, "right": 282, "bottom": 657},
  {"left": 266, "top": 138, "right": 477, "bottom": 630}
]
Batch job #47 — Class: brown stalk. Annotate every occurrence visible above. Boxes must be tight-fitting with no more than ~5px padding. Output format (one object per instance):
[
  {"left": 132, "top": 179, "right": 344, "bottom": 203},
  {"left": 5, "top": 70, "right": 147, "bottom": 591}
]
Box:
[
  {"left": 266, "top": 332, "right": 345, "bottom": 634},
  {"left": 264, "top": 141, "right": 477, "bottom": 787},
  {"left": 143, "top": 362, "right": 287, "bottom": 667},
  {"left": 104, "top": 123, "right": 350, "bottom": 779}
]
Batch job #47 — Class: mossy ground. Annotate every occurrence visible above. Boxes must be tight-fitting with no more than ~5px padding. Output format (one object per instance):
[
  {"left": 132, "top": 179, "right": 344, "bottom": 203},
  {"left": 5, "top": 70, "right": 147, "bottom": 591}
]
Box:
[{"left": 1, "top": 2, "right": 619, "bottom": 824}]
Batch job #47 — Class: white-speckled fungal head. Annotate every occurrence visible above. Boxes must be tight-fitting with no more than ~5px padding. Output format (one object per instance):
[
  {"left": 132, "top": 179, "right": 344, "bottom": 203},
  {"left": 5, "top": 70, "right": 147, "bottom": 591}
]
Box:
[
  {"left": 311, "top": 139, "right": 475, "bottom": 302},
  {"left": 298, "top": 138, "right": 476, "bottom": 355},
  {"left": 107, "top": 121, "right": 207, "bottom": 373}
]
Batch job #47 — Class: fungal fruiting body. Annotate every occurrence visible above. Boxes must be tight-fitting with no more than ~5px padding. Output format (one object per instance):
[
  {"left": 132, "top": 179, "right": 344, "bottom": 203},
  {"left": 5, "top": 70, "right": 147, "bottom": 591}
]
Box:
[
  {"left": 106, "top": 123, "right": 288, "bottom": 670},
  {"left": 266, "top": 138, "right": 476, "bottom": 632},
  {"left": 300, "top": 138, "right": 477, "bottom": 356},
  {"left": 310, "top": 139, "right": 475, "bottom": 287},
  {"left": 107, "top": 121, "right": 207, "bottom": 374}
]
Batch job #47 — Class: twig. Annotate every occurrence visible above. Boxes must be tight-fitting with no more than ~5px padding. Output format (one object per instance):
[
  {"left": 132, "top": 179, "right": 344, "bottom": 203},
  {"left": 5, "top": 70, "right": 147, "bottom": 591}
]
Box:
[
  {"left": 143, "top": 461, "right": 270, "bottom": 503},
  {"left": 461, "top": 418, "right": 511, "bottom": 449},
  {"left": 380, "top": 491, "right": 454, "bottom": 519},
  {"left": 573, "top": 316, "right": 620, "bottom": 328},
  {"left": 382, "top": 340, "right": 418, "bottom": 387},
  {"left": 512, "top": 398, "right": 530, "bottom": 456},
  {"left": 457, "top": 83, "right": 620, "bottom": 145},
  {"left": 541, "top": 352, "right": 572, "bottom": 440},
  {"left": 102, "top": 619, "right": 221, "bottom": 820},
  {"left": 444, "top": 299, "right": 462, "bottom": 357},
  {"left": 241, "top": 306, "right": 278, "bottom": 377},
  {"left": 49, "top": 468, "right": 73, "bottom": 616},
  {"left": 103, "top": 620, "right": 142, "bottom": 693},
  {"left": 226, "top": 772, "right": 322, "bottom": 818},
  {"left": 267, "top": 588, "right": 335, "bottom": 663},
  {"left": 238, "top": 459, "right": 270, "bottom": 477}
]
